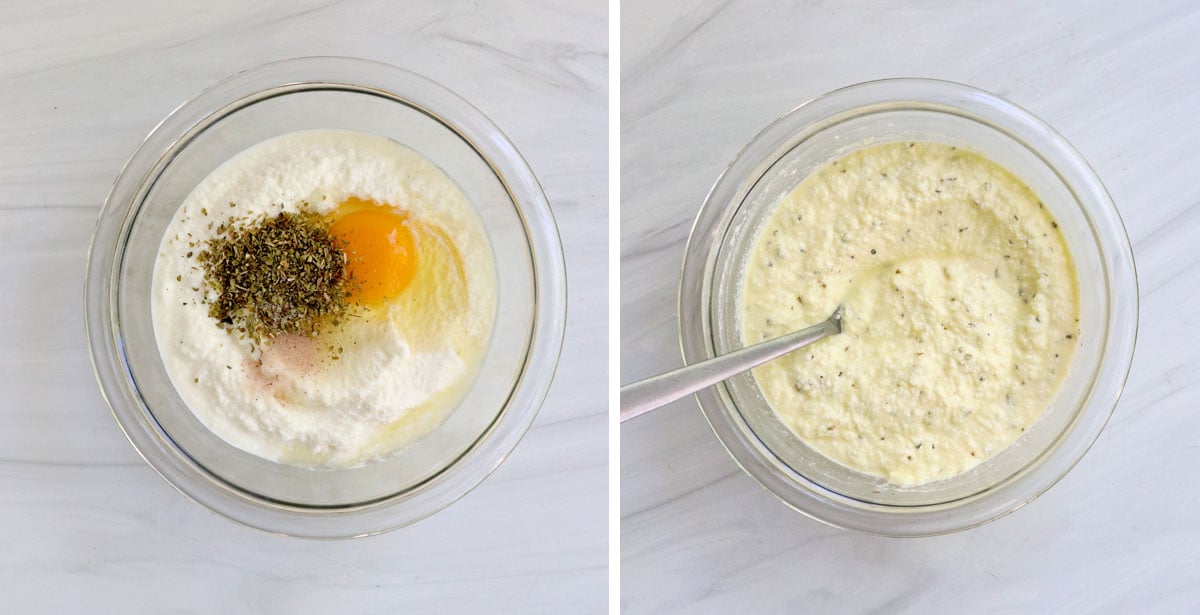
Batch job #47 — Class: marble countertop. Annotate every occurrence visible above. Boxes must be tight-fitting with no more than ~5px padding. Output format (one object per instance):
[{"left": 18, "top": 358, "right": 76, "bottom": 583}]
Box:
[
  {"left": 0, "top": 1, "right": 606, "bottom": 612},
  {"left": 621, "top": 1, "right": 1197, "bottom": 612}
]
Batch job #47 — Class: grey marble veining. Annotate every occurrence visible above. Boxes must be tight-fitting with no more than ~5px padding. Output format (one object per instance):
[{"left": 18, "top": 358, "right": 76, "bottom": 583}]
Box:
[
  {"left": 0, "top": 1, "right": 606, "bottom": 612},
  {"left": 622, "top": 1, "right": 1199, "bottom": 612}
]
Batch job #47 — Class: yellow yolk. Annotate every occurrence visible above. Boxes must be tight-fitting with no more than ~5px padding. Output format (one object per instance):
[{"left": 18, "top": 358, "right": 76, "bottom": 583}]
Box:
[
  {"left": 326, "top": 197, "right": 470, "bottom": 352},
  {"left": 328, "top": 198, "right": 418, "bottom": 306}
]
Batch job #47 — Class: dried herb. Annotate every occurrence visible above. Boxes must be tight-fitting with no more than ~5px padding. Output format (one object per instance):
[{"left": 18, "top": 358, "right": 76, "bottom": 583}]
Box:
[{"left": 197, "top": 211, "right": 350, "bottom": 342}]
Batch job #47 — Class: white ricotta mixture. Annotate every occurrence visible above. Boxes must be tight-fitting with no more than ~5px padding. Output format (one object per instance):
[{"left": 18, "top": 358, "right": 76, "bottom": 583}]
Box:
[
  {"left": 151, "top": 130, "right": 496, "bottom": 468},
  {"left": 741, "top": 142, "right": 1079, "bottom": 486}
]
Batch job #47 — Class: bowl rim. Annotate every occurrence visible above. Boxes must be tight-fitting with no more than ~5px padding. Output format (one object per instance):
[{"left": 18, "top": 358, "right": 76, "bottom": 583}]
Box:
[
  {"left": 678, "top": 77, "right": 1138, "bottom": 537},
  {"left": 84, "top": 56, "right": 567, "bottom": 538}
]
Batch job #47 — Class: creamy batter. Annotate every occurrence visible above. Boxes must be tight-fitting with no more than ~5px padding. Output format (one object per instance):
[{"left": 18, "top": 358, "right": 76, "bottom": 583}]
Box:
[
  {"left": 151, "top": 130, "right": 496, "bottom": 468},
  {"left": 740, "top": 142, "right": 1079, "bottom": 486}
]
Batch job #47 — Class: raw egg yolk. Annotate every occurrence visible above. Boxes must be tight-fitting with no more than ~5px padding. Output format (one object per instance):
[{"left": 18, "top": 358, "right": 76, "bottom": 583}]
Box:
[{"left": 328, "top": 199, "right": 418, "bottom": 306}]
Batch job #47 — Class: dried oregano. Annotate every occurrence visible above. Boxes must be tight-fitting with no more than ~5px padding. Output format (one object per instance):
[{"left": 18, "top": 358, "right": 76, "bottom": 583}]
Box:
[{"left": 196, "top": 210, "right": 350, "bottom": 342}]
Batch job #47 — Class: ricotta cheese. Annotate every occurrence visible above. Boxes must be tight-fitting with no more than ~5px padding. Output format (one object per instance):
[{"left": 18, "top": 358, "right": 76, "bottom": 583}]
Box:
[
  {"left": 740, "top": 142, "right": 1079, "bottom": 486},
  {"left": 151, "top": 130, "right": 496, "bottom": 468}
]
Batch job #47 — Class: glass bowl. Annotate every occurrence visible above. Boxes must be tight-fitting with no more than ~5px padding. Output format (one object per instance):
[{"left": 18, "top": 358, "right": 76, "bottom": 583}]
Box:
[
  {"left": 85, "top": 57, "right": 566, "bottom": 538},
  {"left": 679, "top": 79, "right": 1137, "bottom": 537}
]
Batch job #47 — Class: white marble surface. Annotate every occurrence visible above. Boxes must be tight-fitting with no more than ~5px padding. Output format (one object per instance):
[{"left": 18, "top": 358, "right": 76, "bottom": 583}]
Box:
[
  {"left": 622, "top": 1, "right": 1196, "bottom": 612},
  {"left": 0, "top": 1, "right": 605, "bottom": 612}
]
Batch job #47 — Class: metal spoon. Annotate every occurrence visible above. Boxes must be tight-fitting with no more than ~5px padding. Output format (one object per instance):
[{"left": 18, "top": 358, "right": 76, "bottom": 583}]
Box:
[{"left": 620, "top": 305, "right": 843, "bottom": 422}]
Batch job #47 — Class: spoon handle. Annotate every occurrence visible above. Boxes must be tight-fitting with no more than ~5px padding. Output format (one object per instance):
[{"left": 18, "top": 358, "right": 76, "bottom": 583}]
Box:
[{"left": 620, "top": 306, "right": 842, "bottom": 422}]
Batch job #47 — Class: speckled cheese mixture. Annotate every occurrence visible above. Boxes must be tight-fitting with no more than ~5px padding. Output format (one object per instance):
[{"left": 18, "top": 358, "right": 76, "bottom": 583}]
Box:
[
  {"left": 740, "top": 142, "right": 1079, "bottom": 486},
  {"left": 151, "top": 130, "right": 496, "bottom": 468}
]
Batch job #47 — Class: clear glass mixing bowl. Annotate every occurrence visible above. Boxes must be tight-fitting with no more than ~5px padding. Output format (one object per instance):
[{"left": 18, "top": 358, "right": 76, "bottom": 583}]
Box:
[
  {"left": 85, "top": 57, "right": 566, "bottom": 538},
  {"left": 679, "top": 79, "right": 1137, "bottom": 537}
]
